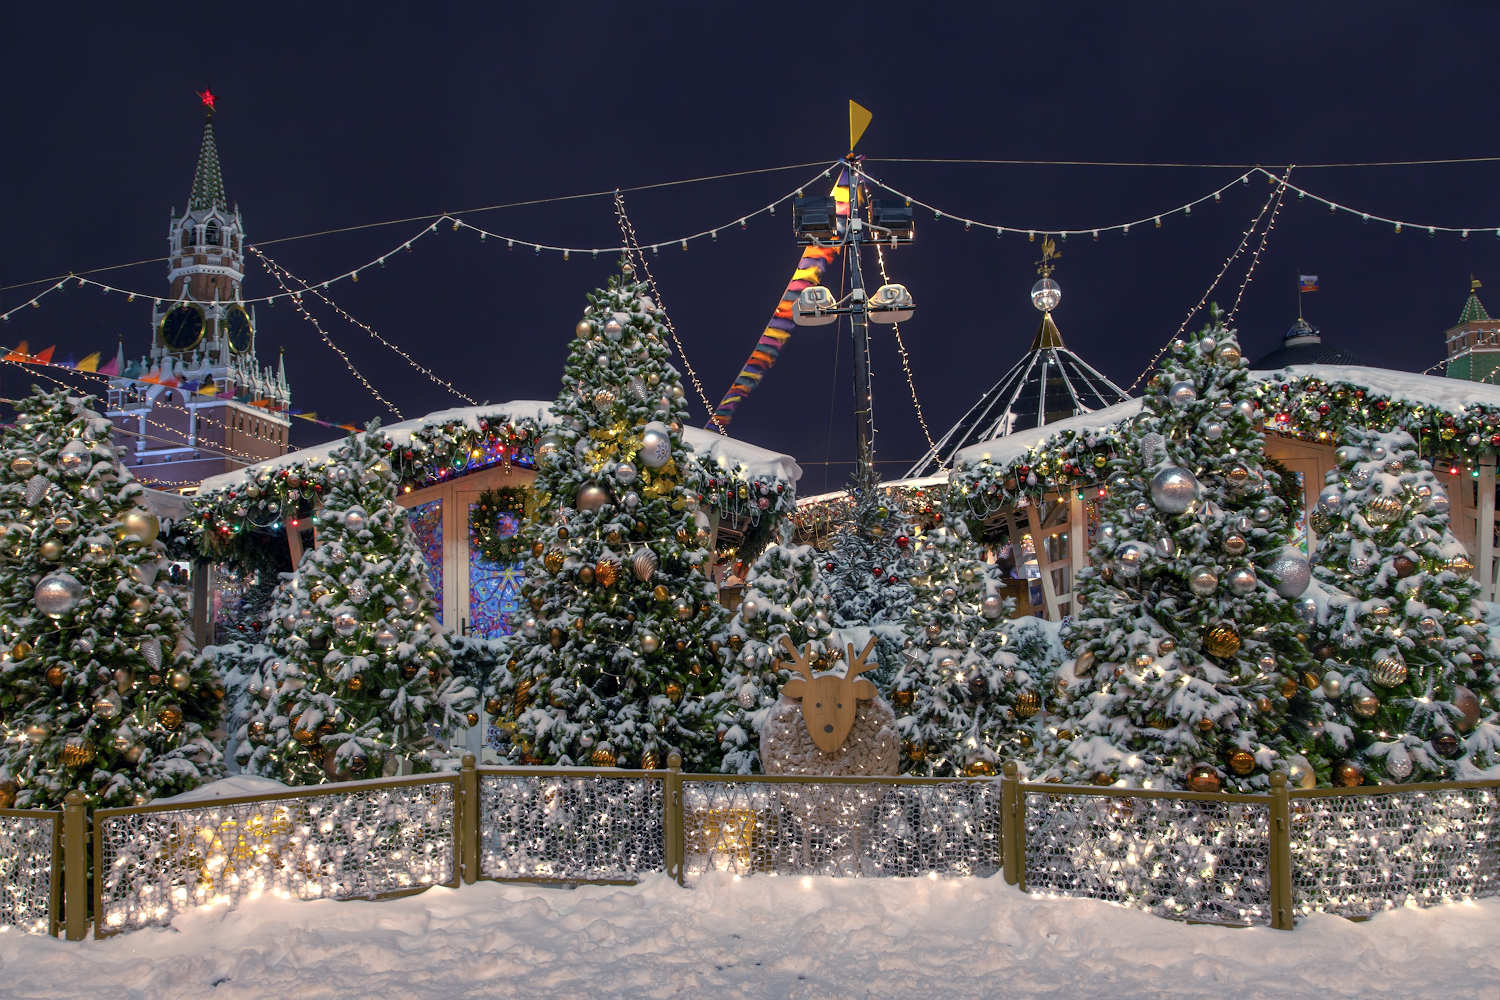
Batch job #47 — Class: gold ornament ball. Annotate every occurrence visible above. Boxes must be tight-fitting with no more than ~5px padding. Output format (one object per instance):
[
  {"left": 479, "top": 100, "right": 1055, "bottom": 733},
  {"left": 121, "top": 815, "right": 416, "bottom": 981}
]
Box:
[
  {"left": 595, "top": 560, "right": 619, "bottom": 588},
  {"left": 293, "top": 726, "right": 318, "bottom": 744},
  {"left": 904, "top": 740, "right": 926, "bottom": 762},
  {"left": 672, "top": 598, "right": 693, "bottom": 622},
  {"left": 543, "top": 550, "right": 565, "bottom": 574},
  {"left": 347, "top": 676, "right": 363, "bottom": 692},
  {"left": 513, "top": 678, "right": 534, "bottom": 709},
  {"left": 1332, "top": 760, "right": 1364, "bottom": 787},
  {"left": 892, "top": 689, "right": 914, "bottom": 709},
  {"left": 120, "top": 509, "right": 161, "bottom": 546},
  {"left": 578, "top": 565, "right": 595, "bottom": 585},
  {"left": 590, "top": 747, "right": 617, "bottom": 767},
  {"left": 60, "top": 737, "right": 95, "bottom": 767},
  {"left": 639, "top": 749, "right": 660, "bottom": 770},
  {"left": 485, "top": 696, "right": 505, "bottom": 716},
  {"left": 38, "top": 540, "right": 61, "bottom": 561},
  {"left": 157, "top": 705, "right": 183, "bottom": 729},
  {"left": 45, "top": 665, "right": 65, "bottom": 688},
  {"left": 1364, "top": 495, "right": 1403, "bottom": 527},
  {"left": 169, "top": 669, "right": 191, "bottom": 691},
  {"left": 549, "top": 627, "right": 565, "bottom": 649},
  {"left": 665, "top": 681, "right": 683, "bottom": 703},
  {"left": 653, "top": 585, "right": 670, "bottom": 603},
  {"left": 1227, "top": 749, "right": 1256, "bottom": 776},
  {"left": 1187, "top": 764, "right": 1222, "bottom": 793},
  {"left": 466, "top": 712, "right": 480, "bottom": 727},
  {"left": 0, "top": 779, "right": 16, "bottom": 809},
  {"left": 1091, "top": 771, "right": 1114, "bottom": 786},
  {"left": 1202, "top": 623, "right": 1241, "bottom": 658},
  {"left": 1197, "top": 717, "right": 1215, "bottom": 732},
  {"left": 1351, "top": 693, "right": 1380, "bottom": 718},
  {"left": 1014, "top": 691, "right": 1041, "bottom": 719},
  {"left": 1278, "top": 677, "right": 1299, "bottom": 699},
  {"left": 531, "top": 541, "right": 545, "bottom": 559},
  {"left": 965, "top": 760, "right": 997, "bottom": 777},
  {"left": 9, "top": 640, "right": 31, "bottom": 660}
]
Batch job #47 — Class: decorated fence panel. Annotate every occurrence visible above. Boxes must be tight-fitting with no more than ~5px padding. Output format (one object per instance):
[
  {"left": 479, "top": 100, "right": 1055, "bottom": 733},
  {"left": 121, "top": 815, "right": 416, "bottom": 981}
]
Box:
[
  {"left": 1289, "top": 784, "right": 1500, "bottom": 918},
  {"left": 476, "top": 769, "right": 666, "bottom": 882},
  {"left": 1022, "top": 789, "right": 1273, "bottom": 925},
  {"left": 94, "top": 775, "right": 458, "bottom": 936},
  {"left": 0, "top": 810, "right": 60, "bottom": 935},
  {"left": 682, "top": 776, "right": 1002, "bottom": 879}
]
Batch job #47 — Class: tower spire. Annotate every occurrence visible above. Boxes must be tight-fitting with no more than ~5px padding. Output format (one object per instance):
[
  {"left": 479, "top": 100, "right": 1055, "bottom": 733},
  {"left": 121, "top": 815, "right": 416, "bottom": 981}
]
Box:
[{"left": 188, "top": 90, "right": 227, "bottom": 213}]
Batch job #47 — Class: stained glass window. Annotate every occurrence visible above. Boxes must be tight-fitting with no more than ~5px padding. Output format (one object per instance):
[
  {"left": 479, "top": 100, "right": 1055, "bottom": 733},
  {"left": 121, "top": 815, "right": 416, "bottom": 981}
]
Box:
[
  {"left": 407, "top": 499, "right": 444, "bottom": 624},
  {"left": 469, "top": 502, "right": 524, "bottom": 639}
]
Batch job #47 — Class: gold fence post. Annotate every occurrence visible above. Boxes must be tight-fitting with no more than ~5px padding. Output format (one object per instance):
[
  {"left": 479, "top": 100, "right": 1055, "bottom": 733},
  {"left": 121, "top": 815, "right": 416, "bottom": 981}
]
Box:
[
  {"left": 1000, "top": 761, "right": 1020, "bottom": 886},
  {"left": 63, "top": 791, "right": 87, "bottom": 941},
  {"left": 1268, "top": 773, "right": 1295, "bottom": 930},
  {"left": 665, "top": 751, "right": 684, "bottom": 886},
  {"left": 460, "top": 753, "right": 478, "bottom": 885}
]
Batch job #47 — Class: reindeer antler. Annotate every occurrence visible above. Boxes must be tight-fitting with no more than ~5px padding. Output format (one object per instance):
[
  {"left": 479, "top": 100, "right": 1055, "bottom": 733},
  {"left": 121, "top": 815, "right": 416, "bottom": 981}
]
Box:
[
  {"left": 845, "top": 636, "right": 879, "bottom": 680},
  {"left": 778, "top": 635, "right": 815, "bottom": 681}
]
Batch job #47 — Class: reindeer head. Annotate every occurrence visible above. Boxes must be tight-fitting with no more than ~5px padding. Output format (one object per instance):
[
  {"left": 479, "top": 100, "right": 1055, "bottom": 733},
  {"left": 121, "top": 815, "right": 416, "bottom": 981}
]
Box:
[{"left": 779, "top": 635, "right": 879, "bottom": 753}]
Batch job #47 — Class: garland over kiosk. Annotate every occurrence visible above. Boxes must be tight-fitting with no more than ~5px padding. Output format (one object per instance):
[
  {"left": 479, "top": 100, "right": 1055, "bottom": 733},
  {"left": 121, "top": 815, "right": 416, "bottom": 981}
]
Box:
[
  {"left": 189, "top": 401, "right": 801, "bottom": 643},
  {"left": 947, "top": 364, "right": 1500, "bottom": 620}
]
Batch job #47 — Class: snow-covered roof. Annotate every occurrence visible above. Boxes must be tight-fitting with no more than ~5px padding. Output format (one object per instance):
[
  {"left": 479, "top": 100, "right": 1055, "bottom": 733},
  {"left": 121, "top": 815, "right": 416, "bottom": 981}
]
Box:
[
  {"left": 197, "top": 401, "right": 800, "bottom": 497},
  {"left": 1255, "top": 364, "right": 1500, "bottom": 414},
  {"left": 951, "top": 397, "right": 1144, "bottom": 472}
]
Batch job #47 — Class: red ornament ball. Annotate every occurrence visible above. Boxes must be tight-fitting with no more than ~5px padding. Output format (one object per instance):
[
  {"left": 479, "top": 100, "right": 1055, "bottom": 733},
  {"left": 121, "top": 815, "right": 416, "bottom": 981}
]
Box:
[
  {"left": 825, "top": 562, "right": 835, "bottom": 572},
  {"left": 896, "top": 536, "right": 910, "bottom": 549},
  {"left": 887, "top": 574, "right": 898, "bottom": 584},
  {"left": 873, "top": 566, "right": 885, "bottom": 578}
]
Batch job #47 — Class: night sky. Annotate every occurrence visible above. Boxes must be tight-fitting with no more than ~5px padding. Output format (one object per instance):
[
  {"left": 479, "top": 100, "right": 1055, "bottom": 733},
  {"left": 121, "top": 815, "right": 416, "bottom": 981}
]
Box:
[{"left": 3, "top": 4, "right": 1498, "bottom": 496}]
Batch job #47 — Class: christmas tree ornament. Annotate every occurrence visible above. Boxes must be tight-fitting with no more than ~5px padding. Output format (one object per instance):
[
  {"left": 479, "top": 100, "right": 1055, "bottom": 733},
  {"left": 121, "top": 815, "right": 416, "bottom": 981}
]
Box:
[
  {"left": 1227, "top": 749, "right": 1255, "bottom": 775},
  {"left": 333, "top": 612, "right": 359, "bottom": 637},
  {"left": 1430, "top": 488, "right": 1450, "bottom": 516},
  {"left": 1384, "top": 745, "right": 1413, "bottom": 781},
  {"left": 543, "top": 549, "right": 565, "bottom": 574},
  {"left": 1364, "top": 496, "right": 1403, "bottom": 526},
  {"left": 535, "top": 435, "right": 560, "bottom": 461},
  {"left": 1368, "top": 653, "right": 1408, "bottom": 687},
  {"left": 119, "top": 508, "right": 160, "bottom": 546},
  {"left": 10, "top": 455, "right": 36, "bottom": 476},
  {"left": 1015, "top": 691, "right": 1041, "bottom": 718},
  {"left": 1347, "top": 555, "right": 1372, "bottom": 576},
  {"left": 1317, "top": 486, "right": 1343, "bottom": 512},
  {"left": 1188, "top": 566, "right": 1219, "bottom": 595},
  {"left": 23, "top": 474, "right": 49, "bottom": 507},
  {"left": 595, "top": 559, "right": 619, "bottom": 588},
  {"left": 1204, "top": 422, "right": 1223, "bottom": 441},
  {"left": 1432, "top": 733, "right": 1462, "bottom": 758},
  {"left": 981, "top": 593, "right": 1005, "bottom": 619},
  {"left": 739, "top": 597, "right": 761, "bottom": 621},
  {"left": 521, "top": 617, "right": 537, "bottom": 637},
  {"left": 638, "top": 423, "right": 672, "bottom": 468},
  {"left": 1203, "top": 623, "right": 1241, "bottom": 658},
  {"left": 1156, "top": 536, "right": 1177, "bottom": 557},
  {"left": 639, "top": 631, "right": 661, "bottom": 653},
  {"left": 56, "top": 438, "right": 90, "bottom": 476},
  {"left": 576, "top": 483, "right": 610, "bottom": 512},
  {"left": 60, "top": 736, "right": 95, "bottom": 767},
  {"left": 138, "top": 637, "right": 162, "bottom": 671},
  {"left": 347, "top": 579, "right": 370, "bottom": 603},
  {"left": 1149, "top": 467, "right": 1202, "bottom": 514},
  {"left": 374, "top": 626, "right": 398, "bottom": 648},
  {"left": 1168, "top": 381, "right": 1198, "bottom": 405},
  {"left": 169, "top": 669, "right": 192, "bottom": 691},
  {"left": 1221, "top": 533, "right": 1247, "bottom": 555},
  {"left": 615, "top": 461, "right": 638, "bottom": 485},
  {"left": 1226, "top": 566, "right": 1258, "bottom": 595},
  {"left": 1351, "top": 694, "right": 1380, "bottom": 718},
  {"left": 653, "top": 584, "right": 670, "bottom": 602},
  {"left": 1187, "top": 764, "right": 1221, "bottom": 792},
  {"left": 157, "top": 704, "right": 183, "bottom": 729},
  {"left": 1113, "top": 542, "right": 1145, "bottom": 577},
  {"left": 1392, "top": 555, "right": 1416, "bottom": 577},
  {"left": 578, "top": 564, "right": 596, "bottom": 585},
  {"left": 1332, "top": 760, "right": 1363, "bottom": 786},
  {"left": 34, "top": 572, "right": 84, "bottom": 618},
  {"left": 1446, "top": 554, "right": 1475, "bottom": 580},
  {"left": 93, "top": 690, "right": 122, "bottom": 719},
  {"left": 37, "top": 540, "right": 61, "bottom": 561},
  {"left": 602, "top": 318, "right": 624, "bottom": 340},
  {"left": 1252, "top": 506, "right": 1272, "bottom": 523},
  {"left": 342, "top": 509, "right": 367, "bottom": 533},
  {"left": 1454, "top": 686, "right": 1481, "bottom": 732},
  {"left": 672, "top": 597, "right": 693, "bottom": 621},
  {"left": 1268, "top": 551, "right": 1311, "bottom": 598},
  {"left": 1322, "top": 673, "right": 1343, "bottom": 699}
]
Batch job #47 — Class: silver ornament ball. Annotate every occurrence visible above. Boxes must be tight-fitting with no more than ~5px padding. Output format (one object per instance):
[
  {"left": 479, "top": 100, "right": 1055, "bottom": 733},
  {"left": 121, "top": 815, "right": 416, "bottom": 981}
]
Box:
[
  {"left": 34, "top": 572, "right": 84, "bottom": 618},
  {"left": 1149, "top": 466, "right": 1203, "bottom": 514},
  {"left": 1227, "top": 565, "right": 1258, "bottom": 596},
  {"left": 1268, "top": 551, "right": 1311, "bottom": 598}
]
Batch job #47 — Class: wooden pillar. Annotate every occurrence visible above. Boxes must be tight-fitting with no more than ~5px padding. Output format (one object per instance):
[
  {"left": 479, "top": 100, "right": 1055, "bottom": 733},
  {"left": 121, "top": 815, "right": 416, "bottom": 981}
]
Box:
[
  {"left": 285, "top": 520, "right": 304, "bottom": 566},
  {"left": 1069, "top": 490, "right": 1087, "bottom": 577},
  {"left": 191, "top": 558, "right": 210, "bottom": 650},
  {"left": 1025, "top": 502, "right": 1061, "bottom": 622},
  {"left": 1479, "top": 458, "right": 1496, "bottom": 602}
]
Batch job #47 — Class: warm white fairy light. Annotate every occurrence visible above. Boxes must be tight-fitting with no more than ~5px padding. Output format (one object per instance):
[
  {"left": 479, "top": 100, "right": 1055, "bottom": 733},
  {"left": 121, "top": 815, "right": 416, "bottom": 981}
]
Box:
[{"left": 874, "top": 241, "right": 937, "bottom": 453}]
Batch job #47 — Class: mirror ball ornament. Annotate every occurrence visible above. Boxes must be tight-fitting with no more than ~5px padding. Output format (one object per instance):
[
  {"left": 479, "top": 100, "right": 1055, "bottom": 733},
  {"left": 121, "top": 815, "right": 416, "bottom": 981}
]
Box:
[
  {"left": 1205, "top": 422, "right": 1223, "bottom": 441},
  {"left": 1188, "top": 566, "right": 1219, "bottom": 596},
  {"left": 343, "top": 509, "right": 366, "bottom": 533},
  {"left": 1168, "top": 380, "right": 1198, "bottom": 406},
  {"left": 1187, "top": 764, "right": 1222, "bottom": 793},
  {"left": 1253, "top": 506, "right": 1272, "bottom": 523},
  {"left": 615, "top": 461, "right": 638, "bottom": 485},
  {"left": 1332, "top": 759, "right": 1364, "bottom": 787},
  {"left": 1222, "top": 533, "right": 1247, "bottom": 556},
  {"left": 981, "top": 593, "right": 1005, "bottom": 619},
  {"left": 1227, "top": 566, "right": 1258, "bottom": 596},
  {"left": 638, "top": 422, "right": 672, "bottom": 469},
  {"left": 10, "top": 455, "right": 36, "bottom": 475},
  {"left": 1430, "top": 487, "right": 1450, "bottom": 516},
  {"left": 593, "top": 388, "right": 616, "bottom": 412},
  {"left": 1317, "top": 485, "right": 1343, "bottom": 512},
  {"left": 1269, "top": 551, "right": 1312, "bottom": 598},
  {"left": 1203, "top": 623, "right": 1241, "bottom": 658},
  {"left": 34, "top": 572, "right": 84, "bottom": 618},
  {"left": 1369, "top": 653, "right": 1408, "bottom": 688},
  {"left": 740, "top": 597, "right": 761, "bottom": 621},
  {"left": 333, "top": 612, "right": 359, "bottom": 637},
  {"left": 1150, "top": 466, "right": 1202, "bottom": 514},
  {"left": 603, "top": 318, "right": 624, "bottom": 340},
  {"left": 536, "top": 435, "right": 561, "bottom": 461},
  {"left": 158, "top": 704, "right": 183, "bottom": 730},
  {"left": 1364, "top": 495, "right": 1403, "bottom": 526},
  {"left": 672, "top": 597, "right": 694, "bottom": 621},
  {"left": 1432, "top": 733, "right": 1462, "bottom": 758},
  {"left": 1227, "top": 749, "right": 1256, "bottom": 776},
  {"left": 57, "top": 438, "right": 90, "bottom": 476},
  {"left": 1113, "top": 542, "right": 1145, "bottom": 578},
  {"left": 374, "top": 626, "right": 398, "bottom": 648},
  {"left": 632, "top": 548, "right": 658, "bottom": 582},
  {"left": 347, "top": 580, "right": 370, "bottom": 604},
  {"left": 576, "top": 483, "right": 610, "bottom": 512},
  {"left": 1351, "top": 693, "right": 1380, "bottom": 718}
]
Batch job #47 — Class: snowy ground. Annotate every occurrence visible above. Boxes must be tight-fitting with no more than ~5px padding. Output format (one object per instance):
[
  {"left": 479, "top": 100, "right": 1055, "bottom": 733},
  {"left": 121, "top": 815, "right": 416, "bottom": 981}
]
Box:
[{"left": 2, "top": 874, "right": 1498, "bottom": 999}]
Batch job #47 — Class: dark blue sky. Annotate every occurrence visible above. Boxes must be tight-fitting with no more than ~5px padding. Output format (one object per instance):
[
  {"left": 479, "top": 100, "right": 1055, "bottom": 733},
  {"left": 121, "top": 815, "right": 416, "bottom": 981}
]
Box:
[{"left": 3, "top": 3, "right": 1498, "bottom": 494}]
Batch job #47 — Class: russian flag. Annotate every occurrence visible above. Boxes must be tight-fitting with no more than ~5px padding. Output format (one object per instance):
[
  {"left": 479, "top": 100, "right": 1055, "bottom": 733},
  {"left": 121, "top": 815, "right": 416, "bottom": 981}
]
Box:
[{"left": 1299, "top": 275, "right": 1319, "bottom": 293}]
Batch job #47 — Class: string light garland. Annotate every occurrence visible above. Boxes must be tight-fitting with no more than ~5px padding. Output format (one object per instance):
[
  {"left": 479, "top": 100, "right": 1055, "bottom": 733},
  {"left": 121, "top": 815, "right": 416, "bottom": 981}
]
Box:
[
  {"left": 1227, "top": 168, "right": 1292, "bottom": 322},
  {"left": 875, "top": 241, "right": 936, "bottom": 453},
  {"left": 612, "top": 190, "right": 721, "bottom": 432},
  {"left": 252, "top": 249, "right": 403, "bottom": 420},
  {"left": 253, "top": 246, "right": 477, "bottom": 406}
]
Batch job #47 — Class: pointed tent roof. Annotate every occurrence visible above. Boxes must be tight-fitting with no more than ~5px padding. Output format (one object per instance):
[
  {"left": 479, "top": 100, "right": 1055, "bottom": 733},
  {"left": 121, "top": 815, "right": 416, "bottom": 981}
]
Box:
[
  {"left": 1458, "top": 285, "right": 1490, "bottom": 325},
  {"left": 902, "top": 311, "right": 1131, "bottom": 480},
  {"left": 188, "top": 116, "right": 227, "bottom": 213}
]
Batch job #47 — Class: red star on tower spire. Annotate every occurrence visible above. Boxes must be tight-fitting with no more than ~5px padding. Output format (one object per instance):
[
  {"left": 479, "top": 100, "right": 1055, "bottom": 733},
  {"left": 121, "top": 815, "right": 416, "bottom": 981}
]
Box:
[{"left": 197, "top": 88, "right": 217, "bottom": 113}]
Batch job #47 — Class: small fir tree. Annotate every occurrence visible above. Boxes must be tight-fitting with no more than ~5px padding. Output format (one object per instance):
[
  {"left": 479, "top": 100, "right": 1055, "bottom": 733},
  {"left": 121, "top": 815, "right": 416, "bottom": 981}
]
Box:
[
  {"left": 1307, "top": 427, "right": 1500, "bottom": 783},
  {"left": 236, "top": 424, "right": 471, "bottom": 784},
  {"left": 708, "top": 525, "right": 837, "bottom": 773},
  {"left": 1037, "top": 311, "right": 1313, "bottom": 791},
  {"left": 893, "top": 519, "right": 1052, "bottom": 775},
  {"left": 823, "top": 479, "right": 919, "bottom": 685},
  {"left": 492, "top": 263, "right": 728, "bottom": 770},
  {"left": 0, "top": 387, "right": 222, "bottom": 808}
]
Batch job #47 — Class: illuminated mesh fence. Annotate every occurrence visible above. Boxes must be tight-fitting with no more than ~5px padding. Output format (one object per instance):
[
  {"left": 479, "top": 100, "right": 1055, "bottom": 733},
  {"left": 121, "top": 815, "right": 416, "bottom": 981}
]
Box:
[
  {"left": 682, "top": 779, "right": 1002, "bottom": 879},
  {"left": 1024, "top": 792, "right": 1272, "bottom": 925},
  {"left": 477, "top": 772, "right": 665, "bottom": 881},
  {"left": 96, "top": 778, "right": 456, "bottom": 935},
  {"left": 0, "top": 812, "right": 56, "bottom": 934},
  {"left": 1290, "top": 786, "right": 1500, "bottom": 917}
]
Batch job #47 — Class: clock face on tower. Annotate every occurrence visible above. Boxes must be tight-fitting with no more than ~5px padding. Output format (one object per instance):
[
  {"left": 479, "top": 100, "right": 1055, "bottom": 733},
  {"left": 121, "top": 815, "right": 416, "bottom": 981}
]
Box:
[
  {"left": 159, "top": 303, "right": 205, "bottom": 352},
  {"left": 226, "top": 304, "right": 253, "bottom": 354}
]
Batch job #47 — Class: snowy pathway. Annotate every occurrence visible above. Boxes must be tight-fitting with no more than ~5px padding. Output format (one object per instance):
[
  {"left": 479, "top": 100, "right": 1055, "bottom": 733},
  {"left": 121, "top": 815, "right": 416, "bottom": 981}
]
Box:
[{"left": 1, "top": 873, "right": 1496, "bottom": 999}]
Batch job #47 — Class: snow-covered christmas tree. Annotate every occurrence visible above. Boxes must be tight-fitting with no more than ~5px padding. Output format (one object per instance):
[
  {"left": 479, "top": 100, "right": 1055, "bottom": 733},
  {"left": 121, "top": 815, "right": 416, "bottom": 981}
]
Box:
[
  {"left": 1307, "top": 427, "right": 1500, "bottom": 783},
  {"left": 236, "top": 424, "right": 471, "bottom": 784},
  {"left": 0, "top": 387, "right": 221, "bottom": 808},
  {"left": 494, "top": 262, "right": 728, "bottom": 770},
  {"left": 709, "top": 524, "right": 837, "bottom": 773},
  {"left": 1037, "top": 310, "right": 1314, "bottom": 791},
  {"left": 892, "top": 518, "right": 1055, "bottom": 775},
  {"left": 823, "top": 479, "right": 919, "bottom": 685}
]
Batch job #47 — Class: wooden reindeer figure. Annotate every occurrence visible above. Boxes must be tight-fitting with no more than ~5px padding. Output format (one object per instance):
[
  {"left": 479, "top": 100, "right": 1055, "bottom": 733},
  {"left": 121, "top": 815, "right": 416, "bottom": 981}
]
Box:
[{"left": 780, "top": 635, "right": 879, "bottom": 753}]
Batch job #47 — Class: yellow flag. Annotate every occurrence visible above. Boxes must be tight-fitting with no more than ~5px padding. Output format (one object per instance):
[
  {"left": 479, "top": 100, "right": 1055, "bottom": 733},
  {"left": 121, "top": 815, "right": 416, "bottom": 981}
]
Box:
[
  {"left": 849, "top": 100, "right": 872, "bottom": 152},
  {"left": 75, "top": 352, "right": 100, "bottom": 372}
]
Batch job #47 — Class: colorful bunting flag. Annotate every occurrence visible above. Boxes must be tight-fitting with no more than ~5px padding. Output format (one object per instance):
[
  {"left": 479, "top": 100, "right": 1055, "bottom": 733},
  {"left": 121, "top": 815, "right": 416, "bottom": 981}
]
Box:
[
  {"left": 75, "top": 352, "right": 100, "bottom": 372},
  {"left": 3, "top": 342, "right": 30, "bottom": 362},
  {"left": 97, "top": 355, "right": 119, "bottom": 376}
]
